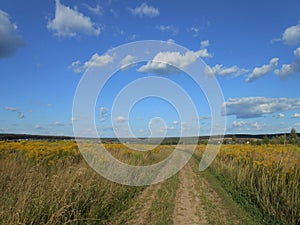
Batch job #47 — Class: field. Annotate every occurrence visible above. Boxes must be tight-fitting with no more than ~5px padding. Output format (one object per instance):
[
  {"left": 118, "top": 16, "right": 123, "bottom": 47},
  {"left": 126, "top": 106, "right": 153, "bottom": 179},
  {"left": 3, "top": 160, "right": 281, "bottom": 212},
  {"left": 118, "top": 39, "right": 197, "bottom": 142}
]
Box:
[{"left": 0, "top": 140, "right": 299, "bottom": 224}]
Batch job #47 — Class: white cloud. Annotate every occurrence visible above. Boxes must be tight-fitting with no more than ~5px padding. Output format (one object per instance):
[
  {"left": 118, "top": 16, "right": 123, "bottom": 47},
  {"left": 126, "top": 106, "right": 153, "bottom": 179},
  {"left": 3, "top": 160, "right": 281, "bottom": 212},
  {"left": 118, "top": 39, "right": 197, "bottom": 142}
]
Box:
[
  {"left": 148, "top": 118, "right": 167, "bottom": 136},
  {"left": 250, "top": 122, "right": 263, "bottom": 130},
  {"left": 275, "top": 46, "right": 300, "bottom": 78},
  {"left": 200, "top": 40, "right": 210, "bottom": 48},
  {"left": 272, "top": 21, "right": 300, "bottom": 45},
  {"left": 128, "top": 2, "right": 159, "bottom": 18},
  {"left": 71, "top": 117, "right": 78, "bottom": 122},
  {"left": 246, "top": 58, "right": 279, "bottom": 82},
  {"left": 291, "top": 113, "right": 300, "bottom": 118},
  {"left": 172, "top": 120, "right": 179, "bottom": 125},
  {"left": 274, "top": 113, "right": 285, "bottom": 118},
  {"left": 195, "top": 48, "right": 212, "bottom": 58},
  {"left": 5, "top": 107, "right": 25, "bottom": 119},
  {"left": 4, "top": 106, "right": 19, "bottom": 111},
  {"left": 99, "top": 107, "right": 109, "bottom": 122},
  {"left": 137, "top": 44, "right": 212, "bottom": 75},
  {"left": 128, "top": 34, "right": 137, "bottom": 41},
  {"left": 166, "top": 39, "right": 175, "bottom": 44},
  {"left": 275, "top": 64, "right": 294, "bottom": 78},
  {"left": 167, "top": 126, "right": 175, "bottom": 130},
  {"left": 84, "top": 4, "right": 103, "bottom": 16},
  {"left": 205, "top": 64, "right": 248, "bottom": 77},
  {"left": 231, "top": 120, "right": 264, "bottom": 131},
  {"left": 120, "top": 54, "right": 137, "bottom": 70},
  {"left": 0, "top": 10, "right": 25, "bottom": 58},
  {"left": 180, "top": 121, "right": 200, "bottom": 135},
  {"left": 114, "top": 116, "right": 127, "bottom": 123},
  {"left": 35, "top": 124, "right": 43, "bottom": 129},
  {"left": 69, "top": 60, "right": 82, "bottom": 73},
  {"left": 100, "top": 107, "right": 108, "bottom": 116},
  {"left": 47, "top": 0, "right": 100, "bottom": 37},
  {"left": 187, "top": 27, "right": 200, "bottom": 37},
  {"left": 232, "top": 120, "right": 247, "bottom": 127},
  {"left": 137, "top": 51, "right": 194, "bottom": 75},
  {"left": 157, "top": 25, "right": 178, "bottom": 35},
  {"left": 54, "top": 121, "right": 64, "bottom": 126},
  {"left": 70, "top": 52, "right": 115, "bottom": 73},
  {"left": 84, "top": 53, "right": 114, "bottom": 67},
  {"left": 294, "top": 46, "right": 300, "bottom": 59},
  {"left": 222, "top": 97, "right": 300, "bottom": 118}
]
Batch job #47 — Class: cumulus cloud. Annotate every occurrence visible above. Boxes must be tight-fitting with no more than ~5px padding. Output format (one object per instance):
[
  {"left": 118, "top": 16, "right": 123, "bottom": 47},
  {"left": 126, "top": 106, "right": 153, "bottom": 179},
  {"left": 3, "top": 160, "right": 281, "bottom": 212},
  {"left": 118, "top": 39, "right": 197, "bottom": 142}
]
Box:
[
  {"left": 157, "top": 25, "right": 178, "bottom": 35},
  {"left": 205, "top": 64, "right": 248, "bottom": 77},
  {"left": 128, "top": 2, "right": 159, "bottom": 18},
  {"left": 100, "top": 107, "right": 108, "bottom": 116},
  {"left": 222, "top": 97, "right": 300, "bottom": 118},
  {"left": 137, "top": 44, "right": 212, "bottom": 75},
  {"left": 187, "top": 27, "right": 200, "bottom": 37},
  {"left": 231, "top": 120, "right": 264, "bottom": 131},
  {"left": 47, "top": 0, "right": 100, "bottom": 37},
  {"left": 275, "top": 46, "right": 300, "bottom": 78},
  {"left": 114, "top": 116, "right": 127, "bottom": 123},
  {"left": 99, "top": 107, "right": 109, "bottom": 122},
  {"left": 200, "top": 40, "right": 210, "bottom": 48},
  {"left": 70, "top": 52, "right": 115, "bottom": 73},
  {"left": 54, "top": 121, "right": 64, "bottom": 126},
  {"left": 4, "top": 106, "right": 19, "bottom": 111},
  {"left": 120, "top": 54, "right": 137, "bottom": 70},
  {"left": 172, "top": 120, "right": 179, "bottom": 125},
  {"left": 291, "top": 113, "right": 300, "bottom": 118},
  {"left": 35, "top": 124, "right": 43, "bottom": 129},
  {"left": 246, "top": 58, "right": 279, "bottom": 82},
  {"left": 84, "top": 4, "right": 103, "bottom": 16},
  {"left": 0, "top": 10, "right": 25, "bottom": 58},
  {"left": 71, "top": 117, "right": 78, "bottom": 122},
  {"left": 274, "top": 113, "right": 285, "bottom": 118},
  {"left": 232, "top": 120, "right": 247, "bottom": 127},
  {"left": 272, "top": 21, "right": 300, "bottom": 45},
  {"left": 295, "top": 47, "right": 300, "bottom": 59}
]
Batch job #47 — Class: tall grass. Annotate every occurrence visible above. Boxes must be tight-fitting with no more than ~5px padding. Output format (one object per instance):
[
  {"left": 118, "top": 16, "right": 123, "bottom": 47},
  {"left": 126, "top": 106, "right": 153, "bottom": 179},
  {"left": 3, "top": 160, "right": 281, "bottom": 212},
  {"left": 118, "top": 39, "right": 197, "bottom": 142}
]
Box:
[
  {"left": 0, "top": 141, "right": 146, "bottom": 225},
  {"left": 198, "top": 144, "right": 300, "bottom": 225}
]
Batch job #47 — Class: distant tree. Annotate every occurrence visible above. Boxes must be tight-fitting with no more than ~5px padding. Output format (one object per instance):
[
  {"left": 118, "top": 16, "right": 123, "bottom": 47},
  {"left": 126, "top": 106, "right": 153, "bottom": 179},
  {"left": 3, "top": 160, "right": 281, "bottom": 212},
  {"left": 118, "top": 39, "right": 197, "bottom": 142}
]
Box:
[
  {"left": 262, "top": 135, "right": 269, "bottom": 145},
  {"left": 232, "top": 135, "right": 237, "bottom": 143},
  {"left": 281, "top": 134, "right": 287, "bottom": 145},
  {"left": 271, "top": 136, "right": 279, "bottom": 145},
  {"left": 290, "top": 128, "right": 298, "bottom": 145},
  {"left": 256, "top": 139, "right": 262, "bottom": 145}
]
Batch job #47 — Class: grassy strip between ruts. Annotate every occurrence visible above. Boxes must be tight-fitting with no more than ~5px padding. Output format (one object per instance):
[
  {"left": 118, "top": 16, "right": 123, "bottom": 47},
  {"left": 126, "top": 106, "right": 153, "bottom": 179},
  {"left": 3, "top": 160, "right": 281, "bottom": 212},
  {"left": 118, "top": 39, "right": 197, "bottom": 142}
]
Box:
[{"left": 144, "top": 173, "right": 179, "bottom": 225}]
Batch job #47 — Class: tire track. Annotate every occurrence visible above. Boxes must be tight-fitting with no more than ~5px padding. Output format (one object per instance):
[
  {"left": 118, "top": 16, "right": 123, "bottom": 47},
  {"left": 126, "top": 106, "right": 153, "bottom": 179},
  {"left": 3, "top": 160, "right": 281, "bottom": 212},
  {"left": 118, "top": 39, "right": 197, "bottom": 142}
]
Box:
[
  {"left": 112, "top": 182, "right": 162, "bottom": 225},
  {"left": 173, "top": 163, "right": 209, "bottom": 225}
]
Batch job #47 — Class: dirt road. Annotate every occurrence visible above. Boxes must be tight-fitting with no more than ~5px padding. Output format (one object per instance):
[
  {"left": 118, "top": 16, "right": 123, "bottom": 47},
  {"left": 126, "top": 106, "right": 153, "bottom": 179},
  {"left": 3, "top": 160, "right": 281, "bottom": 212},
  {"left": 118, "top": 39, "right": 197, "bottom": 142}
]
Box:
[{"left": 112, "top": 159, "right": 252, "bottom": 225}]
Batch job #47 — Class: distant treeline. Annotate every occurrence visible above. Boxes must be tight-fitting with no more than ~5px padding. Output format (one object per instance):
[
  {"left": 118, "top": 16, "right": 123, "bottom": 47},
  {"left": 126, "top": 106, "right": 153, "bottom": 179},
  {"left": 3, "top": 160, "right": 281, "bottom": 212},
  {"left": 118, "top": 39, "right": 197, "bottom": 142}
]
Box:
[
  {"left": 0, "top": 133, "right": 299, "bottom": 145},
  {"left": 0, "top": 133, "right": 74, "bottom": 141}
]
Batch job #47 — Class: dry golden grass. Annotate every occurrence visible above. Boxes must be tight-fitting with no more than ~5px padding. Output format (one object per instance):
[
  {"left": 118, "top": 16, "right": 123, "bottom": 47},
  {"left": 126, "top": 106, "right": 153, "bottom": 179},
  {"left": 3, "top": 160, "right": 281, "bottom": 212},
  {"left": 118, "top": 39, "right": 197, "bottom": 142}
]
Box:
[
  {"left": 195, "top": 144, "right": 300, "bottom": 225},
  {"left": 0, "top": 141, "right": 145, "bottom": 225},
  {"left": 1, "top": 141, "right": 299, "bottom": 224}
]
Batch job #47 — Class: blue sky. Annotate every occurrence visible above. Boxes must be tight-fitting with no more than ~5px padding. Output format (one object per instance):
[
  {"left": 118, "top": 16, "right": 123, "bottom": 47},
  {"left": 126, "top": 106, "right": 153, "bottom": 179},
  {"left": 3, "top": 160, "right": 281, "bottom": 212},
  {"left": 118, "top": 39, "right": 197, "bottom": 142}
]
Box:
[{"left": 1, "top": 0, "right": 300, "bottom": 137}]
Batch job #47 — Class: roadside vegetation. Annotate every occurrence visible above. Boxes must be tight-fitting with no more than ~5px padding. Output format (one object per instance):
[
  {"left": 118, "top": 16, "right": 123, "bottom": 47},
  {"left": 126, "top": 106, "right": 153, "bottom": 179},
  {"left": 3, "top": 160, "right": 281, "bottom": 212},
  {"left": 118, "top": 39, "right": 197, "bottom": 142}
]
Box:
[
  {"left": 196, "top": 143, "right": 300, "bottom": 225},
  {"left": 0, "top": 137, "right": 299, "bottom": 224}
]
